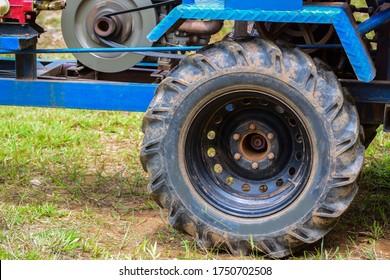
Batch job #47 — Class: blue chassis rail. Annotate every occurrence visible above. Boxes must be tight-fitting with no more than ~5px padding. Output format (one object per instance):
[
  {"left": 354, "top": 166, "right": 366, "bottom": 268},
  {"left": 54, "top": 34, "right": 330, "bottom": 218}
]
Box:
[
  {"left": 0, "top": 78, "right": 387, "bottom": 113},
  {"left": 0, "top": 78, "right": 156, "bottom": 112},
  {"left": 1, "top": 1, "right": 390, "bottom": 113}
]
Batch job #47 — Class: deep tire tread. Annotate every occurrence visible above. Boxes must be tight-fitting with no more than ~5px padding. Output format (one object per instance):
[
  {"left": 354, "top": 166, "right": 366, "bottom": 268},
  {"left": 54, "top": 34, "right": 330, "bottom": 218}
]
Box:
[{"left": 140, "top": 39, "right": 364, "bottom": 257}]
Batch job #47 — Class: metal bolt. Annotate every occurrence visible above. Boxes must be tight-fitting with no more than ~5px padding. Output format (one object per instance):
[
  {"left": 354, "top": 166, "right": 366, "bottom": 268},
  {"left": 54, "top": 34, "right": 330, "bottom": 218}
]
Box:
[
  {"left": 233, "top": 133, "right": 240, "bottom": 141},
  {"left": 268, "top": 152, "right": 275, "bottom": 160},
  {"left": 249, "top": 123, "right": 257, "bottom": 130},
  {"left": 234, "top": 153, "right": 241, "bottom": 161},
  {"left": 267, "top": 133, "right": 275, "bottom": 140},
  {"left": 252, "top": 162, "right": 259, "bottom": 170}
]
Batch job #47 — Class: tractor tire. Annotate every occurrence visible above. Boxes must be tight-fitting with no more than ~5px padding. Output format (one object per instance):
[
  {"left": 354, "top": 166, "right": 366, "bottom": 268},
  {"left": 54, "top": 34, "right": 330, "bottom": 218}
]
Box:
[{"left": 140, "top": 39, "right": 364, "bottom": 257}]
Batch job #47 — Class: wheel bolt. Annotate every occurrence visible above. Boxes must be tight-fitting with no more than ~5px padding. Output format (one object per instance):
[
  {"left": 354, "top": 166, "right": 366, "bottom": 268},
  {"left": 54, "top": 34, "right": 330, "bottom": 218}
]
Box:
[
  {"left": 252, "top": 162, "right": 259, "bottom": 170},
  {"left": 234, "top": 153, "right": 241, "bottom": 161},
  {"left": 268, "top": 152, "right": 275, "bottom": 160},
  {"left": 233, "top": 133, "right": 240, "bottom": 141},
  {"left": 267, "top": 133, "right": 275, "bottom": 140},
  {"left": 249, "top": 123, "right": 257, "bottom": 130}
]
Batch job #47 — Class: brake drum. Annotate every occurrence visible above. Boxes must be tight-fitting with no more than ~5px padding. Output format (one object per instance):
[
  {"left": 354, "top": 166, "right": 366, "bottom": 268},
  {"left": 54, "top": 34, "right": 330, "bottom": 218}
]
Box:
[{"left": 62, "top": 0, "right": 157, "bottom": 73}]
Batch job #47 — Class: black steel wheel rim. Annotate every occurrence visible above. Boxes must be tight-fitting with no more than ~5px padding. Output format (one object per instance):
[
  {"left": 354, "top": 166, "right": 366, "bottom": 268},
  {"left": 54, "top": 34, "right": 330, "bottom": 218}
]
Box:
[{"left": 185, "top": 89, "right": 312, "bottom": 218}]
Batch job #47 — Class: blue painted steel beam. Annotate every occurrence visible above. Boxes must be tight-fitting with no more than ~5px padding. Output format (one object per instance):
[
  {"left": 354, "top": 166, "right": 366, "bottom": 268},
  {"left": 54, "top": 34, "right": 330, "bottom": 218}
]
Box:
[
  {"left": 358, "top": 8, "right": 390, "bottom": 35},
  {"left": 225, "top": 0, "right": 302, "bottom": 10},
  {"left": 0, "top": 35, "right": 37, "bottom": 50},
  {"left": 340, "top": 80, "right": 390, "bottom": 104},
  {"left": 148, "top": 2, "right": 375, "bottom": 83},
  {"left": 1, "top": 77, "right": 387, "bottom": 113},
  {"left": 1, "top": 78, "right": 387, "bottom": 113},
  {"left": 0, "top": 79, "right": 156, "bottom": 112},
  {"left": 182, "top": 0, "right": 302, "bottom": 10}
]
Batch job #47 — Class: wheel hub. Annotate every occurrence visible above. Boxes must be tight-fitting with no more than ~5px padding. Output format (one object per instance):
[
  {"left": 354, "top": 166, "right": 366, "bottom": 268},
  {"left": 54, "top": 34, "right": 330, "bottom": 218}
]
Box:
[
  {"left": 235, "top": 124, "right": 274, "bottom": 164},
  {"left": 186, "top": 90, "right": 312, "bottom": 218}
]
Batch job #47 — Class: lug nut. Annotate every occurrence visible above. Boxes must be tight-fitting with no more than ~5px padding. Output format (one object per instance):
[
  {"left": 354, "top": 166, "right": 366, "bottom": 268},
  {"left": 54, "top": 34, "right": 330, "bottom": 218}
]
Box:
[
  {"left": 233, "top": 133, "right": 240, "bottom": 141},
  {"left": 234, "top": 153, "right": 241, "bottom": 161},
  {"left": 267, "top": 133, "right": 275, "bottom": 140},
  {"left": 268, "top": 152, "right": 275, "bottom": 160},
  {"left": 252, "top": 162, "right": 259, "bottom": 170},
  {"left": 249, "top": 123, "right": 257, "bottom": 130}
]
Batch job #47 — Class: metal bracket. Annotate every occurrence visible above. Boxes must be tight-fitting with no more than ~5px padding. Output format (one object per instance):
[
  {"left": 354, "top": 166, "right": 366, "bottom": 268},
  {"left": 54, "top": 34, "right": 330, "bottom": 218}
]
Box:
[
  {"left": 148, "top": 2, "right": 376, "bottom": 83},
  {"left": 0, "top": 23, "right": 38, "bottom": 50}
]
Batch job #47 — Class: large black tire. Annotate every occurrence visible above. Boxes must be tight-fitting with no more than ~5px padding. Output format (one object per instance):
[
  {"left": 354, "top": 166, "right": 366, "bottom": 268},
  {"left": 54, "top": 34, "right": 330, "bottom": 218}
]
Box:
[{"left": 140, "top": 39, "right": 364, "bottom": 257}]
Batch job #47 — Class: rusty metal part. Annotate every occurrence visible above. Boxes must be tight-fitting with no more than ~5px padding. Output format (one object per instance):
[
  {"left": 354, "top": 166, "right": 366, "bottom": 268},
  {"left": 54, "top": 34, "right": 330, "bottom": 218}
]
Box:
[
  {"left": 178, "top": 20, "right": 223, "bottom": 35},
  {"left": 232, "top": 133, "right": 240, "bottom": 141},
  {"left": 94, "top": 17, "right": 117, "bottom": 38},
  {"left": 0, "top": 0, "right": 10, "bottom": 16},
  {"left": 239, "top": 131, "right": 270, "bottom": 162},
  {"left": 35, "top": 0, "right": 66, "bottom": 11},
  {"left": 234, "top": 21, "right": 249, "bottom": 37},
  {"left": 255, "top": 0, "right": 336, "bottom": 54}
]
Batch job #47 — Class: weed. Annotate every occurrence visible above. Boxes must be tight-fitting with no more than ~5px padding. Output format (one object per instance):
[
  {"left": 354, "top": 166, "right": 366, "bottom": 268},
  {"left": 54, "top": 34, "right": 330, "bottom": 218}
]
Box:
[
  {"left": 302, "top": 239, "right": 345, "bottom": 260},
  {"left": 361, "top": 241, "right": 378, "bottom": 260},
  {"left": 369, "top": 221, "right": 385, "bottom": 240},
  {"left": 181, "top": 239, "right": 198, "bottom": 259},
  {"left": 145, "top": 241, "right": 161, "bottom": 260}
]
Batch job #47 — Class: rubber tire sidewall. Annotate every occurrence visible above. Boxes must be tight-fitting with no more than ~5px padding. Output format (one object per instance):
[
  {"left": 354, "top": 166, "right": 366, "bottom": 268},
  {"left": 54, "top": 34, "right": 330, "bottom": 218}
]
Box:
[{"left": 165, "top": 71, "right": 331, "bottom": 236}]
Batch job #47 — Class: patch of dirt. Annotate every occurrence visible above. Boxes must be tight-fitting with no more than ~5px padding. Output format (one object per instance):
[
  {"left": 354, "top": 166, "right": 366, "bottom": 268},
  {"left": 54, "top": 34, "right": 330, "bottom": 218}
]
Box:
[{"left": 376, "top": 239, "right": 390, "bottom": 258}]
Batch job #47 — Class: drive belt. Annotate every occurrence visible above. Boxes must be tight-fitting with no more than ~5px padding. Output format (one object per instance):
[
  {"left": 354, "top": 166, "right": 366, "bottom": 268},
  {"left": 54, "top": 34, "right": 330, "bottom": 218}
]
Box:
[{"left": 98, "top": 36, "right": 187, "bottom": 60}]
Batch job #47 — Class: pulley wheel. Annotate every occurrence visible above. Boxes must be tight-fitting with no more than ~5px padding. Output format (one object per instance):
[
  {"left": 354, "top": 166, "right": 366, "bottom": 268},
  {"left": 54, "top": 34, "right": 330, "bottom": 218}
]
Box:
[{"left": 62, "top": 0, "right": 157, "bottom": 73}]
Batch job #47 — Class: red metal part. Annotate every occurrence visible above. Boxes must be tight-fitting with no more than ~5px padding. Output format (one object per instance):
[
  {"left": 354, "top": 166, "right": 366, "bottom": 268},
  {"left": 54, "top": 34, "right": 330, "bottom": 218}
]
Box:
[{"left": 1, "top": 0, "right": 34, "bottom": 24}]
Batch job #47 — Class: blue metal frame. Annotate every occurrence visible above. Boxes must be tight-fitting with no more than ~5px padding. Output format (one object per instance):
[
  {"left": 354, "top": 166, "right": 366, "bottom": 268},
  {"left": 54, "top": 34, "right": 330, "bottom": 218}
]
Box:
[
  {"left": 341, "top": 80, "right": 390, "bottom": 104},
  {"left": 358, "top": 7, "right": 390, "bottom": 35},
  {"left": 1, "top": 76, "right": 388, "bottom": 112},
  {"left": 0, "top": 78, "right": 156, "bottom": 112},
  {"left": 224, "top": 0, "right": 302, "bottom": 10},
  {"left": 183, "top": 0, "right": 302, "bottom": 11},
  {"left": 148, "top": 2, "right": 376, "bottom": 82},
  {"left": 0, "top": 35, "right": 37, "bottom": 50}
]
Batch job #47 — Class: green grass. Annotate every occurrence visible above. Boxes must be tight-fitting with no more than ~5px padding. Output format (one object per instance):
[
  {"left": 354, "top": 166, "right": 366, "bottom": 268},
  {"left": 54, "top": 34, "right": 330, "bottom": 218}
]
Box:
[{"left": 0, "top": 108, "right": 156, "bottom": 259}]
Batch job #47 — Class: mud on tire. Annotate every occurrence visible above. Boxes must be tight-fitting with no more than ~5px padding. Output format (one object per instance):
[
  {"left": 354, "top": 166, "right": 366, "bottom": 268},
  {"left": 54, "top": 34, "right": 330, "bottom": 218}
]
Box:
[{"left": 140, "top": 39, "right": 364, "bottom": 257}]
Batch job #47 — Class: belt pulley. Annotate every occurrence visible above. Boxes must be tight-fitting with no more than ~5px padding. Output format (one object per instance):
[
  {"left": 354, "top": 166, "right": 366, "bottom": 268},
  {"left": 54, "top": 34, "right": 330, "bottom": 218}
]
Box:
[{"left": 62, "top": 0, "right": 157, "bottom": 73}]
